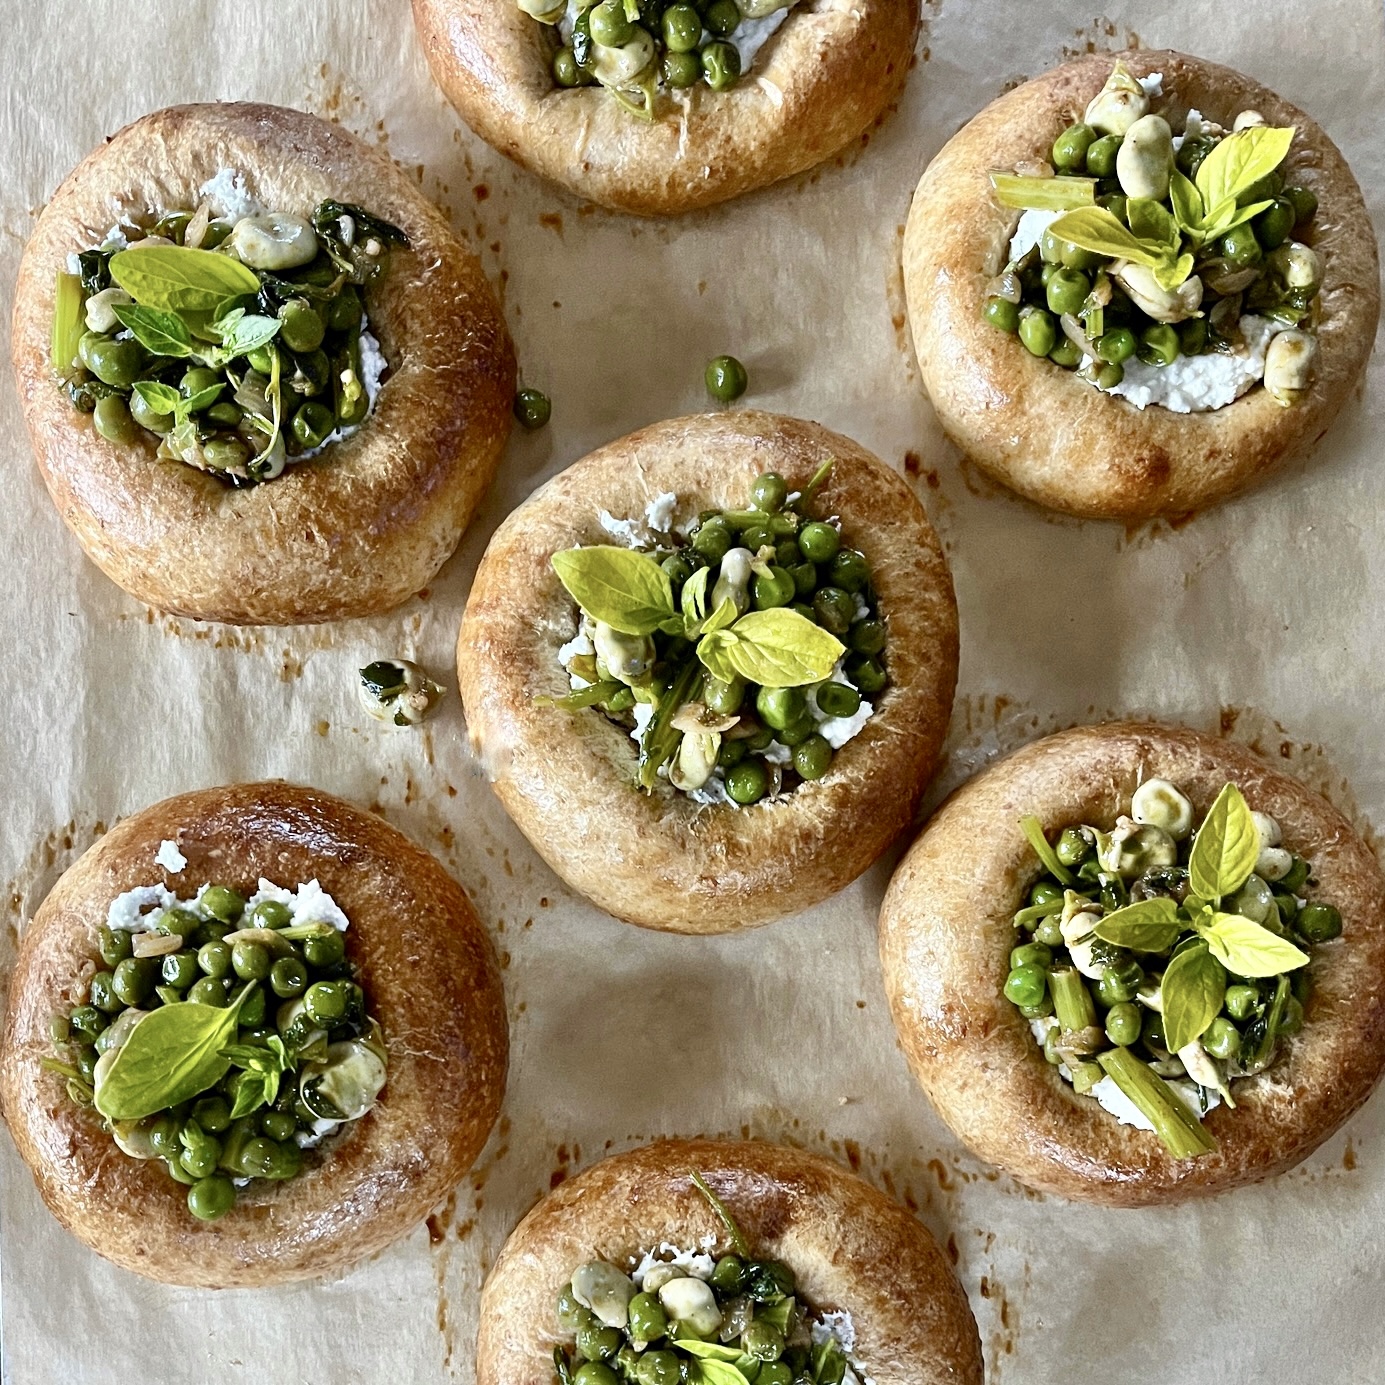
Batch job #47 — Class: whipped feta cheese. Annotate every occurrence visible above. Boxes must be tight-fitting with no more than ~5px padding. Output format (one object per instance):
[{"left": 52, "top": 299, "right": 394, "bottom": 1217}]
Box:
[
  {"left": 1008, "top": 207, "right": 1061, "bottom": 263},
  {"left": 198, "top": 168, "right": 263, "bottom": 222},
  {"left": 630, "top": 1243, "right": 717, "bottom": 1288},
  {"left": 644, "top": 491, "right": 678, "bottom": 533},
  {"left": 154, "top": 839, "right": 187, "bottom": 874},
  {"left": 1138, "top": 72, "right": 1164, "bottom": 97},
  {"left": 808, "top": 663, "right": 874, "bottom": 750},
  {"left": 107, "top": 884, "right": 180, "bottom": 933},
  {"left": 1106, "top": 315, "right": 1281, "bottom": 413},
  {"left": 688, "top": 774, "right": 732, "bottom": 806},
  {"left": 558, "top": 630, "right": 594, "bottom": 666},
  {"left": 600, "top": 510, "right": 646, "bottom": 545},
  {"left": 245, "top": 878, "right": 351, "bottom": 931},
  {"left": 736, "top": 8, "right": 792, "bottom": 70}
]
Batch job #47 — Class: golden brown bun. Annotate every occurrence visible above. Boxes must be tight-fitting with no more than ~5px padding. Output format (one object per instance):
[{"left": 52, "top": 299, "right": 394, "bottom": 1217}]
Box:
[
  {"left": 10, "top": 102, "right": 516, "bottom": 624},
  {"left": 878, "top": 722, "right": 1385, "bottom": 1206},
  {"left": 476, "top": 1139, "right": 984, "bottom": 1385},
  {"left": 456, "top": 411, "right": 959, "bottom": 934},
  {"left": 411, "top": 0, "right": 919, "bottom": 216},
  {"left": 903, "top": 50, "right": 1380, "bottom": 520},
  {"left": 0, "top": 783, "right": 509, "bottom": 1286}
]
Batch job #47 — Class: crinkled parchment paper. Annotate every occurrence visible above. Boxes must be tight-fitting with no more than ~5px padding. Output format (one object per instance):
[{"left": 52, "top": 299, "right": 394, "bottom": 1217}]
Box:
[{"left": 1, "top": 1, "right": 1383, "bottom": 1381}]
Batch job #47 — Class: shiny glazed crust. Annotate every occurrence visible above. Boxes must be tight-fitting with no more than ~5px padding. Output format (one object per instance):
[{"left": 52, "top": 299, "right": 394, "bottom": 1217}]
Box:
[
  {"left": 0, "top": 783, "right": 509, "bottom": 1286},
  {"left": 411, "top": 0, "right": 919, "bottom": 216},
  {"left": 878, "top": 722, "right": 1385, "bottom": 1205},
  {"left": 475, "top": 1139, "right": 984, "bottom": 1385},
  {"left": 903, "top": 50, "right": 1381, "bottom": 520},
  {"left": 456, "top": 411, "right": 959, "bottom": 933},
  {"left": 10, "top": 102, "right": 516, "bottom": 624}
]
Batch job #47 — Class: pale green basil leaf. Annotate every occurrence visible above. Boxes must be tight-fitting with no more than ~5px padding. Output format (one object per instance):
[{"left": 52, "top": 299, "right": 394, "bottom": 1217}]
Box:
[
  {"left": 132, "top": 380, "right": 182, "bottom": 416},
  {"left": 681, "top": 565, "right": 711, "bottom": 631},
  {"left": 701, "top": 597, "right": 739, "bottom": 637},
  {"left": 111, "top": 302, "right": 193, "bottom": 358},
  {"left": 1161, "top": 942, "right": 1227, "bottom": 1052},
  {"left": 1195, "top": 126, "right": 1296, "bottom": 218},
  {"left": 1169, "top": 170, "right": 1206, "bottom": 235},
  {"left": 551, "top": 545, "right": 675, "bottom": 636},
  {"left": 692, "top": 1362, "right": 752, "bottom": 1385},
  {"left": 675, "top": 1342, "right": 746, "bottom": 1362},
  {"left": 696, "top": 628, "right": 740, "bottom": 685},
  {"left": 1092, "top": 897, "right": 1182, "bottom": 952},
  {"left": 211, "top": 306, "right": 245, "bottom": 341},
  {"left": 1126, "top": 198, "right": 1178, "bottom": 251},
  {"left": 110, "top": 245, "right": 262, "bottom": 314},
  {"left": 1203, "top": 197, "right": 1275, "bottom": 241},
  {"left": 1204, "top": 912, "right": 1310, "bottom": 977},
  {"left": 1152, "top": 251, "right": 1196, "bottom": 291},
  {"left": 1188, "top": 782, "right": 1259, "bottom": 901},
  {"left": 719, "top": 608, "right": 844, "bottom": 688},
  {"left": 94, "top": 983, "right": 255, "bottom": 1122},
  {"left": 1046, "top": 208, "right": 1162, "bottom": 267}
]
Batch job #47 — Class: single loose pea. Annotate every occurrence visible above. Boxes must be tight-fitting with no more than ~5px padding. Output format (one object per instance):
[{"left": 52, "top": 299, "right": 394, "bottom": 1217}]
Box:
[
  {"left": 198, "top": 940, "right": 233, "bottom": 978},
  {"left": 575, "top": 1321, "right": 623, "bottom": 1362},
  {"left": 149, "top": 1114, "right": 182, "bottom": 1157},
  {"left": 816, "top": 681, "right": 861, "bottom": 719},
  {"left": 1255, "top": 197, "right": 1296, "bottom": 251},
  {"left": 1139, "top": 323, "right": 1180, "bottom": 367},
  {"left": 1225, "top": 984, "right": 1261, "bottom": 1021},
  {"left": 717, "top": 738, "right": 747, "bottom": 769},
  {"left": 278, "top": 299, "right": 326, "bottom": 354},
  {"left": 813, "top": 586, "right": 855, "bottom": 636},
  {"left": 777, "top": 715, "right": 815, "bottom": 747},
  {"left": 80, "top": 334, "right": 145, "bottom": 389},
  {"left": 753, "top": 566, "right": 796, "bottom": 610},
  {"left": 703, "top": 0, "right": 741, "bottom": 36},
  {"left": 663, "top": 3, "right": 703, "bottom": 51},
  {"left": 827, "top": 549, "right": 869, "bottom": 594},
  {"left": 709, "top": 1254, "right": 745, "bottom": 1293},
  {"left": 188, "top": 1175, "right": 236, "bottom": 1221},
  {"left": 588, "top": 0, "right": 634, "bottom": 46},
  {"left": 1100, "top": 191, "right": 1129, "bottom": 224},
  {"left": 192, "top": 1096, "right": 232, "bottom": 1133},
  {"left": 636, "top": 1353, "right": 681, "bottom": 1385},
  {"left": 553, "top": 46, "right": 586, "bottom": 87},
  {"left": 231, "top": 939, "right": 272, "bottom": 982},
  {"left": 846, "top": 654, "right": 887, "bottom": 693},
  {"left": 1052, "top": 122, "right": 1097, "bottom": 171},
  {"left": 984, "top": 296, "right": 1020, "bottom": 333},
  {"left": 1046, "top": 267, "right": 1090, "bottom": 317},
  {"left": 1085, "top": 133, "right": 1122, "bottom": 177},
  {"left": 271, "top": 956, "right": 309, "bottom": 999},
  {"left": 180, "top": 366, "right": 223, "bottom": 402},
  {"left": 238, "top": 991, "right": 267, "bottom": 1030},
  {"left": 129, "top": 389, "right": 174, "bottom": 434},
  {"left": 112, "top": 957, "right": 154, "bottom": 1007},
  {"left": 291, "top": 401, "right": 336, "bottom": 450},
  {"left": 1105, "top": 1001, "right": 1142, "bottom": 1046},
  {"left": 327, "top": 285, "right": 364, "bottom": 333},
  {"left": 1018, "top": 306, "right": 1057, "bottom": 357},
  {"left": 752, "top": 471, "right": 788, "bottom": 512},
  {"left": 705, "top": 676, "right": 745, "bottom": 716},
  {"left": 69, "top": 1006, "right": 105, "bottom": 1042},
  {"left": 304, "top": 980, "right": 347, "bottom": 1024},
  {"left": 1178, "top": 317, "right": 1208, "bottom": 357},
  {"left": 1049, "top": 337, "right": 1082, "bottom": 369},
  {"left": 742, "top": 1319, "right": 786, "bottom": 1362},
  {"left": 705, "top": 354, "right": 748, "bottom": 402},
  {"left": 513, "top": 388, "right": 552, "bottom": 430},
  {"left": 1095, "top": 362, "right": 1124, "bottom": 390},
  {"left": 1004, "top": 964, "right": 1047, "bottom": 1009},
  {"left": 756, "top": 684, "right": 805, "bottom": 730},
  {"left": 188, "top": 976, "right": 228, "bottom": 1007},
  {"left": 1034, "top": 916, "right": 1066, "bottom": 949},
  {"left": 1096, "top": 327, "right": 1137, "bottom": 364},
  {"left": 89, "top": 971, "right": 121, "bottom": 1014},
  {"left": 574, "top": 1367, "right": 620, "bottom": 1385},
  {"left": 1283, "top": 185, "right": 1318, "bottom": 225},
  {"left": 204, "top": 437, "right": 251, "bottom": 473},
  {"left": 628, "top": 1291, "right": 668, "bottom": 1342},
  {"left": 261, "top": 1110, "right": 297, "bottom": 1142},
  {"left": 662, "top": 49, "right": 702, "bottom": 88},
  {"left": 1281, "top": 856, "right": 1311, "bottom": 892},
  {"left": 793, "top": 735, "right": 833, "bottom": 781},
  {"left": 1203, "top": 1016, "right": 1242, "bottom": 1060},
  {"left": 848, "top": 618, "right": 886, "bottom": 656},
  {"left": 200, "top": 886, "right": 245, "bottom": 923},
  {"left": 726, "top": 760, "right": 769, "bottom": 805},
  {"left": 161, "top": 950, "right": 199, "bottom": 989},
  {"left": 251, "top": 900, "right": 293, "bottom": 930},
  {"left": 741, "top": 522, "right": 772, "bottom": 552},
  {"left": 798, "top": 521, "right": 840, "bottom": 563},
  {"left": 1218, "top": 224, "right": 1263, "bottom": 267},
  {"left": 1031, "top": 879, "right": 1065, "bottom": 907},
  {"left": 304, "top": 929, "right": 347, "bottom": 968},
  {"left": 701, "top": 39, "right": 741, "bottom": 90},
  {"left": 662, "top": 552, "right": 696, "bottom": 590},
  {"left": 692, "top": 518, "right": 732, "bottom": 563},
  {"left": 93, "top": 394, "right": 138, "bottom": 444},
  {"left": 98, "top": 925, "right": 133, "bottom": 967},
  {"left": 1296, "top": 903, "right": 1342, "bottom": 943},
  {"left": 557, "top": 1288, "right": 593, "bottom": 1334},
  {"left": 1011, "top": 942, "right": 1053, "bottom": 971}
]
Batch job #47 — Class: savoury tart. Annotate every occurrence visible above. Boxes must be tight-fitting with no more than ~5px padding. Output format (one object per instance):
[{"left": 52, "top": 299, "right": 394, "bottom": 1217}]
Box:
[
  {"left": 878, "top": 722, "right": 1385, "bottom": 1205},
  {"left": 456, "top": 411, "right": 958, "bottom": 934},
  {"left": 0, "top": 782, "right": 509, "bottom": 1286},
  {"left": 476, "top": 1139, "right": 983, "bottom": 1385},
  {"left": 903, "top": 50, "right": 1379, "bottom": 520},
  {"left": 11, "top": 102, "right": 515, "bottom": 624},
  {"left": 411, "top": 0, "right": 919, "bottom": 217}
]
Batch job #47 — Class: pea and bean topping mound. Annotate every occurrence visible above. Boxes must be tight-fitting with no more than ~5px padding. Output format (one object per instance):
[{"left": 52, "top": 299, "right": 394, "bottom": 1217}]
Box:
[
  {"left": 520, "top": 0, "right": 800, "bottom": 117},
  {"left": 51, "top": 194, "right": 407, "bottom": 483},
  {"left": 1007, "top": 780, "right": 1342, "bottom": 1159},
  {"left": 549, "top": 463, "right": 887, "bottom": 807},
  {"left": 44, "top": 870, "right": 386, "bottom": 1221},
  {"left": 553, "top": 1173, "right": 866, "bottom": 1385},
  {"left": 984, "top": 62, "right": 1322, "bottom": 411}
]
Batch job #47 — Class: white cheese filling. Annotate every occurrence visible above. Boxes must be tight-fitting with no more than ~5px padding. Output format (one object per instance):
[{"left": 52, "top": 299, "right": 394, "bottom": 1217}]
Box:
[
  {"left": 107, "top": 876, "right": 350, "bottom": 933},
  {"left": 154, "top": 839, "right": 187, "bottom": 873},
  {"left": 1104, "top": 315, "right": 1281, "bottom": 413}
]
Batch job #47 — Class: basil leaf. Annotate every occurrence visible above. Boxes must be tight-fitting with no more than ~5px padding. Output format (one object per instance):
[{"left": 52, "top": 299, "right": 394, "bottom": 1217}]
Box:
[
  {"left": 177, "top": 384, "right": 225, "bottom": 421},
  {"left": 1169, "top": 171, "right": 1205, "bottom": 235},
  {"left": 551, "top": 545, "right": 675, "bottom": 636},
  {"left": 714, "top": 608, "right": 844, "bottom": 688},
  {"left": 94, "top": 984, "right": 256, "bottom": 1122},
  {"left": 692, "top": 1363, "right": 752, "bottom": 1385},
  {"left": 1152, "top": 251, "right": 1196, "bottom": 291},
  {"left": 1201, "top": 197, "right": 1275, "bottom": 242},
  {"left": 1161, "top": 941, "right": 1227, "bottom": 1052},
  {"left": 681, "top": 565, "right": 711, "bottom": 632},
  {"left": 1092, "top": 897, "right": 1182, "bottom": 951},
  {"left": 696, "top": 628, "right": 740, "bottom": 685},
  {"left": 1046, "top": 208, "right": 1162, "bottom": 268},
  {"left": 701, "top": 597, "right": 739, "bottom": 637},
  {"left": 1202, "top": 912, "right": 1309, "bottom": 977},
  {"left": 675, "top": 1342, "right": 746, "bottom": 1362},
  {"left": 221, "top": 312, "right": 282, "bottom": 361},
  {"left": 109, "top": 245, "right": 261, "bottom": 314},
  {"left": 1188, "top": 783, "right": 1259, "bottom": 901},
  {"left": 1126, "top": 198, "right": 1178, "bottom": 251},
  {"left": 1018, "top": 814, "right": 1075, "bottom": 887},
  {"left": 1195, "top": 125, "right": 1296, "bottom": 218},
  {"left": 228, "top": 1072, "right": 271, "bottom": 1120},
  {"left": 133, "top": 380, "right": 182, "bottom": 416},
  {"left": 112, "top": 302, "right": 193, "bottom": 358}
]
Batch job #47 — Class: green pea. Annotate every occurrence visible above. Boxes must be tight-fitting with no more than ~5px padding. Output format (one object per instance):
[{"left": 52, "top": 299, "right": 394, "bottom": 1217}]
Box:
[
  {"left": 1218, "top": 224, "right": 1263, "bottom": 268},
  {"left": 304, "top": 929, "right": 347, "bottom": 968},
  {"left": 74, "top": 1045, "right": 99, "bottom": 1082},
  {"left": 251, "top": 900, "right": 293, "bottom": 930},
  {"left": 1020, "top": 996, "right": 1054, "bottom": 1020},
  {"left": 227, "top": 939, "right": 269, "bottom": 983},
  {"left": 165, "top": 1156, "right": 198, "bottom": 1186},
  {"left": 1099, "top": 191, "right": 1129, "bottom": 225},
  {"left": 246, "top": 344, "right": 276, "bottom": 376},
  {"left": 703, "top": 0, "right": 741, "bottom": 36},
  {"left": 305, "top": 980, "right": 347, "bottom": 1024},
  {"left": 662, "top": 2, "right": 703, "bottom": 51},
  {"left": 1018, "top": 305, "right": 1057, "bottom": 357},
  {"left": 1051, "top": 122, "right": 1096, "bottom": 172},
  {"left": 726, "top": 760, "right": 769, "bottom": 805},
  {"left": 709, "top": 1254, "right": 745, "bottom": 1293},
  {"left": 662, "top": 49, "right": 702, "bottom": 88},
  {"left": 848, "top": 618, "right": 885, "bottom": 657},
  {"left": 1278, "top": 995, "right": 1305, "bottom": 1036},
  {"left": 846, "top": 654, "right": 887, "bottom": 693},
  {"left": 793, "top": 735, "right": 833, "bottom": 781},
  {"left": 790, "top": 601, "right": 815, "bottom": 622},
  {"left": 1225, "top": 984, "right": 1260, "bottom": 1022},
  {"left": 557, "top": 1287, "right": 595, "bottom": 1334},
  {"left": 1175, "top": 135, "right": 1216, "bottom": 178},
  {"left": 1004, "top": 964, "right": 1047, "bottom": 1009},
  {"left": 112, "top": 957, "right": 156, "bottom": 1007},
  {"left": 628, "top": 1291, "right": 668, "bottom": 1343},
  {"left": 574, "top": 1367, "right": 620, "bottom": 1385},
  {"left": 327, "top": 285, "right": 364, "bottom": 333},
  {"left": 1296, "top": 903, "right": 1342, "bottom": 943},
  {"left": 705, "top": 354, "right": 747, "bottom": 402},
  {"left": 773, "top": 538, "right": 800, "bottom": 568},
  {"left": 742, "top": 1319, "right": 786, "bottom": 1362},
  {"left": 160, "top": 950, "right": 198, "bottom": 989},
  {"left": 291, "top": 400, "right": 336, "bottom": 450},
  {"left": 1104, "top": 1001, "right": 1142, "bottom": 1047},
  {"left": 827, "top": 549, "right": 869, "bottom": 594},
  {"left": 553, "top": 46, "right": 586, "bottom": 86},
  {"left": 637, "top": 1352, "right": 682, "bottom": 1385},
  {"left": 513, "top": 387, "right": 552, "bottom": 431},
  {"left": 705, "top": 676, "right": 745, "bottom": 717},
  {"left": 1049, "top": 337, "right": 1082, "bottom": 369},
  {"left": 1280, "top": 856, "right": 1311, "bottom": 893},
  {"left": 816, "top": 681, "right": 861, "bottom": 719},
  {"left": 1139, "top": 324, "right": 1180, "bottom": 367},
  {"left": 1253, "top": 197, "right": 1296, "bottom": 252},
  {"left": 153, "top": 211, "right": 192, "bottom": 241},
  {"left": 753, "top": 566, "right": 796, "bottom": 610},
  {"left": 237, "top": 1135, "right": 279, "bottom": 1178},
  {"left": 798, "top": 521, "right": 840, "bottom": 563},
  {"left": 129, "top": 389, "right": 174, "bottom": 433},
  {"left": 1094, "top": 362, "right": 1123, "bottom": 390},
  {"left": 149, "top": 1113, "right": 182, "bottom": 1157},
  {"left": 180, "top": 1135, "right": 222, "bottom": 1180},
  {"left": 660, "top": 553, "right": 695, "bottom": 591},
  {"left": 756, "top": 685, "right": 805, "bottom": 730},
  {"left": 69, "top": 1005, "right": 106, "bottom": 1041},
  {"left": 1096, "top": 963, "right": 1142, "bottom": 1007},
  {"left": 693, "top": 518, "right": 732, "bottom": 563},
  {"left": 740, "top": 522, "right": 772, "bottom": 553},
  {"left": 92, "top": 394, "right": 138, "bottom": 444},
  {"left": 1283, "top": 185, "right": 1318, "bottom": 225},
  {"left": 192, "top": 1096, "right": 232, "bottom": 1133},
  {"left": 588, "top": 0, "right": 634, "bottom": 46},
  {"left": 187, "top": 1175, "right": 236, "bottom": 1220},
  {"left": 775, "top": 715, "right": 813, "bottom": 747},
  {"left": 97, "top": 925, "right": 133, "bottom": 968},
  {"left": 701, "top": 39, "right": 741, "bottom": 90},
  {"left": 984, "top": 296, "right": 1020, "bottom": 333},
  {"left": 1096, "top": 327, "right": 1137, "bottom": 365},
  {"left": 576, "top": 1320, "right": 623, "bottom": 1362},
  {"left": 812, "top": 586, "right": 855, "bottom": 636},
  {"left": 1203, "top": 1016, "right": 1241, "bottom": 1060},
  {"left": 1027, "top": 882, "right": 1061, "bottom": 910},
  {"left": 200, "top": 886, "right": 245, "bottom": 923},
  {"left": 89, "top": 971, "right": 121, "bottom": 1014},
  {"left": 198, "top": 940, "right": 232, "bottom": 978},
  {"left": 204, "top": 437, "right": 251, "bottom": 473},
  {"left": 717, "top": 739, "right": 748, "bottom": 769},
  {"left": 751, "top": 471, "right": 788, "bottom": 513},
  {"left": 1045, "top": 267, "right": 1090, "bottom": 318},
  {"left": 1011, "top": 942, "right": 1053, "bottom": 971},
  {"left": 260, "top": 1110, "right": 297, "bottom": 1142},
  {"left": 1085, "top": 133, "right": 1122, "bottom": 178},
  {"left": 188, "top": 976, "right": 228, "bottom": 1007},
  {"left": 78, "top": 332, "right": 144, "bottom": 389},
  {"left": 1177, "top": 317, "right": 1208, "bottom": 357},
  {"left": 757, "top": 1366, "right": 794, "bottom": 1385},
  {"left": 271, "top": 956, "right": 308, "bottom": 998}
]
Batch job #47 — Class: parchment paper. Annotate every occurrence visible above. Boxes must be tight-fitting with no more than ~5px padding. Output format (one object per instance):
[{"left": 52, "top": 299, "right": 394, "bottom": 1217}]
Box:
[{"left": 2, "top": 2, "right": 1383, "bottom": 1381}]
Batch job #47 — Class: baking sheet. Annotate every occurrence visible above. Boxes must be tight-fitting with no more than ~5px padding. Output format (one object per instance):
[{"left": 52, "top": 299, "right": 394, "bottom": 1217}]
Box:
[{"left": 2, "top": 0, "right": 1384, "bottom": 1380}]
